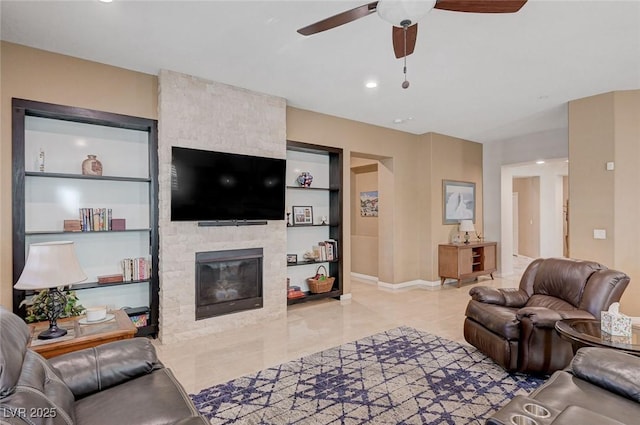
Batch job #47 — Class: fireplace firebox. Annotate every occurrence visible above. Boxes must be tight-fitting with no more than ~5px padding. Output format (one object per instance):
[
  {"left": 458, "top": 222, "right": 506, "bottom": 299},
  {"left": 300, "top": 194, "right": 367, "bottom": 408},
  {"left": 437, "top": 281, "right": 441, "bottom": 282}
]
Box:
[{"left": 195, "top": 248, "right": 263, "bottom": 320}]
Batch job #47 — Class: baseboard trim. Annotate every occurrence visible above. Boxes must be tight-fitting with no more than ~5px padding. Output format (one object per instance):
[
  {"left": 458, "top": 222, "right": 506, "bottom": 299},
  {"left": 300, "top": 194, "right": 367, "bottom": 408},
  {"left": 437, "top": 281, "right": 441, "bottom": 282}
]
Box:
[
  {"left": 339, "top": 293, "right": 353, "bottom": 301},
  {"left": 351, "top": 273, "right": 440, "bottom": 290},
  {"left": 351, "top": 272, "right": 378, "bottom": 284}
]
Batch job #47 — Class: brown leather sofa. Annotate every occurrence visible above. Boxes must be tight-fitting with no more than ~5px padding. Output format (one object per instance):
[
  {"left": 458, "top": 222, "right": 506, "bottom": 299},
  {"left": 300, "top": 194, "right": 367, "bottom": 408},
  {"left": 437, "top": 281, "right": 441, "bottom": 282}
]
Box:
[
  {"left": 464, "top": 258, "right": 629, "bottom": 374},
  {"left": 486, "top": 347, "right": 640, "bottom": 425},
  {"left": 0, "top": 306, "right": 208, "bottom": 425}
]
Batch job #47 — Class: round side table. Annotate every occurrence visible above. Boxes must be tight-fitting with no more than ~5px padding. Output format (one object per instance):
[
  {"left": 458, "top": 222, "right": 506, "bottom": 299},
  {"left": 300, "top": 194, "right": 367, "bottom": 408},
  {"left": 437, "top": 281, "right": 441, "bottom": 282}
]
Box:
[{"left": 555, "top": 318, "right": 640, "bottom": 356}]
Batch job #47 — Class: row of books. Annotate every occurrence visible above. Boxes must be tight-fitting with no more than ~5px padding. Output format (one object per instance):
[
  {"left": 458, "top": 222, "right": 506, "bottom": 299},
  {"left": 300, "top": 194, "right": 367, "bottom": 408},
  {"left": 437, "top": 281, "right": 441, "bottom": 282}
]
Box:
[
  {"left": 312, "top": 239, "right": 338, "bottom": 261},
  {"left": 122, "top": 257, "right": 151, "bottom": 282},
  {"left": 79, "top": 208, "right": 112, "bottom": 231}
]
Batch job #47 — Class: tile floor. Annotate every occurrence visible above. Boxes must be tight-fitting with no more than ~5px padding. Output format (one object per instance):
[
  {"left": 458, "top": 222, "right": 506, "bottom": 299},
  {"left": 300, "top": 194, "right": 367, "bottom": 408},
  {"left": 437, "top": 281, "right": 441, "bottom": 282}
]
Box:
[{"left": 155, "top": 257, "right": 532, "bottom": 394}]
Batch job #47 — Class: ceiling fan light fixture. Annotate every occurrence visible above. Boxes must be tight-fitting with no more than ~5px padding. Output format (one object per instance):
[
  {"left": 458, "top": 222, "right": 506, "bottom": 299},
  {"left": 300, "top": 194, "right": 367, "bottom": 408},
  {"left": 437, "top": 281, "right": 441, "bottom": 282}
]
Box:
[{"left": 377, "top": 0, "right": 436, "bottom": 27}]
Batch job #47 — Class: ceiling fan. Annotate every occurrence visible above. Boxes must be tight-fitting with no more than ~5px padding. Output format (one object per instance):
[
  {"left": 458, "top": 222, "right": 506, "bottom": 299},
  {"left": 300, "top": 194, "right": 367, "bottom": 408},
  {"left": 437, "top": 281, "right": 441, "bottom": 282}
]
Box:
[{"left": 298, "top": 0, "right": 527, "bottom": 88}]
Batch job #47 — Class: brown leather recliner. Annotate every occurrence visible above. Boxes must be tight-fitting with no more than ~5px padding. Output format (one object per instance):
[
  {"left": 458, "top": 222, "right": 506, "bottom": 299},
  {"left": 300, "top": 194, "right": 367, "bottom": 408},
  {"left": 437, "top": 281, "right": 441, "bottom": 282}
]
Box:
[
  {"left": 487, "top": 347, "right": 640, "bottom": 425},
  {"left": 0, "top": 306, "right": 208, "bottom": 425},
  {"left": 463, "top": 258, "right": 629, "bottom": 375}
]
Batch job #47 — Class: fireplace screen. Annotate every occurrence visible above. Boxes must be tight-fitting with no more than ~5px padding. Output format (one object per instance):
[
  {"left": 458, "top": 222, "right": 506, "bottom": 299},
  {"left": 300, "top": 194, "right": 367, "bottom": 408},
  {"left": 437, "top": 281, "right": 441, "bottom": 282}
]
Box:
[{"left": 195, "top": 248, "right": 263, "bottom": 320}]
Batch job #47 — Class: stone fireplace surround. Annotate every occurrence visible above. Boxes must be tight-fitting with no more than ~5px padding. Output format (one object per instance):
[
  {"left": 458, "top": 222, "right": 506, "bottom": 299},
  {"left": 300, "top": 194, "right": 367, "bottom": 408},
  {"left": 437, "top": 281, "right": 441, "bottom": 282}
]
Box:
[{"left": 157, "top": 70, "right": 287, "bottom": 344}]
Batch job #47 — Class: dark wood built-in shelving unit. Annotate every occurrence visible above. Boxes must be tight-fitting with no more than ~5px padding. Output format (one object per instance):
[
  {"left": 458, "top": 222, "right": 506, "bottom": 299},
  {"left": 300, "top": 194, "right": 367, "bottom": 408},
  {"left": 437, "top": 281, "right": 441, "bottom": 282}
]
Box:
[
  {"left": 286, "top": 141, "right": 343, "bottom": 306},
  {"left": 12, "top": 98, "right": 159, "bottom": 337}
]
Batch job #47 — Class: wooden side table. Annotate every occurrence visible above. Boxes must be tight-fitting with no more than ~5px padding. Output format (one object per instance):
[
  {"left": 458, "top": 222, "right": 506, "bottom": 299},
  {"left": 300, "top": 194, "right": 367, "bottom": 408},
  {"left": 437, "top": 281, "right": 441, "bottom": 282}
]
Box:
[
  {"left": 28, "top": 309, "right": 137, "bottom": 359},
  {"left": 438, "top": 241, "right": 497, "bottom": 288}
]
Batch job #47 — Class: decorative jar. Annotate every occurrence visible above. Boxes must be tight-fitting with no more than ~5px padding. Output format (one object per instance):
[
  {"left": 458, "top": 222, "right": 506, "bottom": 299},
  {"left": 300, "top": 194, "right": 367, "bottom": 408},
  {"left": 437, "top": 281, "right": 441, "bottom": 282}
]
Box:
[{"left": 82, "top": 154, "right": 103, "bottom": 176}]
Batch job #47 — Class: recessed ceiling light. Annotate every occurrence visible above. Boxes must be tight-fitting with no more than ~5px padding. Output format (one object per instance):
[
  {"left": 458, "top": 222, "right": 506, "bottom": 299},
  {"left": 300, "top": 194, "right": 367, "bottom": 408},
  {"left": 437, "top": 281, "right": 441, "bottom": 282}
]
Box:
[
  {"left": 99, "top": 0, "right": 113, "bottom": 3},
  {"left": 536, "top": 160, "right": 545, "bottom": 164},
  {"left": 365, "top": 81, "right": 378, "bottom": 89},
  {"left": 393, "top": 118, "right": 404, "bottom": 124}
]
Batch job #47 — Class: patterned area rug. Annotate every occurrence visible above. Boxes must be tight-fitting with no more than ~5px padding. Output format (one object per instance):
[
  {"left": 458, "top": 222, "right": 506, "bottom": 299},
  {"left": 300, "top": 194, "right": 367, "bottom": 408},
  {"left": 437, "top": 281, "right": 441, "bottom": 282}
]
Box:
[{"left": 190, "top": 327, "right": 543, "bottom": 424}]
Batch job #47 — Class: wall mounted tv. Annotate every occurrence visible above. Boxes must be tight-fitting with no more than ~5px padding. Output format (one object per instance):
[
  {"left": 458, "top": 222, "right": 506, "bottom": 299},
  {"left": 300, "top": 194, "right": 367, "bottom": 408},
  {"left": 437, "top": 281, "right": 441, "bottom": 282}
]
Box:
[{"left": 171, "top": 146, "right": 285, "bottom": 222}]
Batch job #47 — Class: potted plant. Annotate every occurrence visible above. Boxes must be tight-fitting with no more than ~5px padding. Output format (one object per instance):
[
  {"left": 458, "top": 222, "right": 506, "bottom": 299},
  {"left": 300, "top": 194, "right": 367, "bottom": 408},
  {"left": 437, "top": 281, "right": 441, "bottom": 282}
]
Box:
[{"left": 20, "top": 289, "right": 85, "bottom": 323}]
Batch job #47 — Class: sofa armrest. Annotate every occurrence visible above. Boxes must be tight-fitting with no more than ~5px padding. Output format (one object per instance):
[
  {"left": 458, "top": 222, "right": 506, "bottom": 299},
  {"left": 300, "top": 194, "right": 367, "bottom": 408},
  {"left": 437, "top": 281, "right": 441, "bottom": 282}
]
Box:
[
  {"left": 570, "top": 347, "right": 640, "bottom": 402},
  {"left": 517, "top": 306, "right": 562, "bottom": 327},
  {"left": 469, "top": 287, "right": 529, "bottom": 307},
  {"left": 517, "top": 307, "right": 595, "bottom": 327},
  {"left": 48, "top": 338, "right": 162, "bottom": 398}
]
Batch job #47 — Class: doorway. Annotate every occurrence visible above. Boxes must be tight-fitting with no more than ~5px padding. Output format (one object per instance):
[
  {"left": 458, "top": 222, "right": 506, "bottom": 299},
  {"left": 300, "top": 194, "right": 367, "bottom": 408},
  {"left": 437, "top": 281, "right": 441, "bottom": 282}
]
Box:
[
  {"left": 350, "top": 153, "right": 394, "bottom": 283},
  {"left": 500, "top": 159, "right": 568, "bottom": 275}
]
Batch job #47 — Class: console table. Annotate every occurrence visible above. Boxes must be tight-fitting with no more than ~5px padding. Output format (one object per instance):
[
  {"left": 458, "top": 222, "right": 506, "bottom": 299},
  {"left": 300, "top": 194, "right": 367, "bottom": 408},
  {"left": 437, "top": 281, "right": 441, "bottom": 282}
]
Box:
[
  {"left": 27, "top": 309, "right": 136, "bottom": 358},
  {"left": 438, "top": 241, "right": 497, "bottom": 288}
]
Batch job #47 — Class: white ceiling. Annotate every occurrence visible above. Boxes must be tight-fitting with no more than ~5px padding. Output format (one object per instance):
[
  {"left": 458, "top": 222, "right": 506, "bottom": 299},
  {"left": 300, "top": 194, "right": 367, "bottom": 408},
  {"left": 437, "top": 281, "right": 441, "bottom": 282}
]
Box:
[{"left": 2, "top": 0, "right": 639, "bottom": 143}]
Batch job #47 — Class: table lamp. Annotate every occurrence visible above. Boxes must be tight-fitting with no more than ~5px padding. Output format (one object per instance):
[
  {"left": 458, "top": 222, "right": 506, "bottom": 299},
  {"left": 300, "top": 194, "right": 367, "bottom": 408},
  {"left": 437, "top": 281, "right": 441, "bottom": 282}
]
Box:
[
  {"left": 459, "top": 220, "right": 475, "bottom": 245},
  {"left": 14, "top": 241, "right": 87, "bottom": 339}
]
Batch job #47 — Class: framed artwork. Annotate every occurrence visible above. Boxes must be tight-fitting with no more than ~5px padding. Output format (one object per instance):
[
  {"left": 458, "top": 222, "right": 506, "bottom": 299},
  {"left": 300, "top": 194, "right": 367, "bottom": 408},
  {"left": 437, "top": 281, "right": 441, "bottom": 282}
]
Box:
[
  {"left": 292, "top": 206, "right": 313, "bottom": 226},
  {"left": 360, "top": 191, "right": 379, "bottom": 217},
  {"left": 443, "top": 180, "right": 475, "bottom": 224},
  {"left": 286, "top": 254, "right": 298, "bottom": 264}
]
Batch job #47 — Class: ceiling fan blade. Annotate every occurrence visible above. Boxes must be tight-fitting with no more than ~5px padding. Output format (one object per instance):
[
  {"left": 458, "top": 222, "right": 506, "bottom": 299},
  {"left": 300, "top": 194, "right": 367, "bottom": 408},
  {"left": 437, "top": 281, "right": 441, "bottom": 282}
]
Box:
[
  {"left": 392, "top": 24, "right": 418, "bottom": 59},
  {"left": 297, "top": 1, "right": 379, "bottom": 36},
  {"left": 434, "top": 0, "right": 527, "bottom": 13}
]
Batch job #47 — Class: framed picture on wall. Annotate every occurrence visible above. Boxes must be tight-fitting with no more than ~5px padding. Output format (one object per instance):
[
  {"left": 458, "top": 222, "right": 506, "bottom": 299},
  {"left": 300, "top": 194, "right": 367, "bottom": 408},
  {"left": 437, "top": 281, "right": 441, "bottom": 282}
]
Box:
[
  {"left": 360, "top": 191, "right": 379, "bottom": 217},
  {"left": 443, "top": 180, "right": 475, "bottom": 224},
  {"left": 292, "top": 206, "right": 313, "bottom": 226}
]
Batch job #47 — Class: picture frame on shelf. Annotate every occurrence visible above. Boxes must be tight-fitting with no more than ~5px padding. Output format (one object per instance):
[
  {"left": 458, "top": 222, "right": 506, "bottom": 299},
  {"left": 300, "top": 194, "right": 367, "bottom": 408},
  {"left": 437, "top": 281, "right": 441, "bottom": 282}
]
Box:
[
  {"left": 292, "top": 206, "right": 313, "bottom": 226},
  {"left": 443, "top": 180, "right": 475, "bottom": 224},
  {"left": 286, "top": 254, "right": 298, "bottom": 264}
]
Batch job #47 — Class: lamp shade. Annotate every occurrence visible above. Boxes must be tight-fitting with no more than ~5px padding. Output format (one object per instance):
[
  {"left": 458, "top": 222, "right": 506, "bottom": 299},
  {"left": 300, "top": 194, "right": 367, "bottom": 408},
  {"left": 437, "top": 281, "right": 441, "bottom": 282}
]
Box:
[
  {"left": 14, "top": 241, "right": 87, "bottom": 290},
  {"left": 459, "top": 220, "right": 475, "bottom": 233},
  {"left": 377, "top": 0, "right": 436, "bottom": 26}
]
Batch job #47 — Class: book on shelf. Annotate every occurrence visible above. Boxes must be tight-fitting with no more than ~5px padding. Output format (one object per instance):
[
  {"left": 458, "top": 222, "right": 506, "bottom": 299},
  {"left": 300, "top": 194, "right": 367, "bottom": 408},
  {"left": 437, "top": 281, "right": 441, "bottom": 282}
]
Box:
[
  {"left": 122, "top": 257, "right": 151, "bottom": 281},
  {"left": 63, "top": 220, "right": 82, "bottom": 232},
  {"left": 97, "top": 274, "right": 124, "bottom": 284},
  {"left": 287, "top": 285, "right": 305, "bottom": 299},
  {"left": 314, "top": 239, "right": 338, "bottom": 262},
  {"left": 79, "top": 208, "right": 112, "bottom": 231}
]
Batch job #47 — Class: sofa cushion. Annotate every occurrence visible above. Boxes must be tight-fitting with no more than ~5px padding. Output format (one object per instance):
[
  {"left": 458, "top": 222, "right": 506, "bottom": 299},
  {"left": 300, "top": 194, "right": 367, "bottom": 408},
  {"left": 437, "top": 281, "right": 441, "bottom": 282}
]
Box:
[
  {"left": 49, "top": 338, "right": 161, "bottom": 398},
  {"left": 526, "top": 294, "right": 576, "bottom": 311},
  {"left": 531, "top": 370, "right": 640, "bottom": 424},
  {"left": 465, "top": 300, "right": 520, "bottom": 340},
  {"left": 0, "top": 306, "right": 30, "bottom": 396},
  {"left": 0, "top": 349, "right": 76, "bottom": 425},
  {"left": 570, "top": 347, "right": 640, "bottom": 403},
  {"left": 532, "top": 258, "right": 603, "bottom": 307},
  {"left": 74, "top": 368, "right": 203, "bottom": 425}
]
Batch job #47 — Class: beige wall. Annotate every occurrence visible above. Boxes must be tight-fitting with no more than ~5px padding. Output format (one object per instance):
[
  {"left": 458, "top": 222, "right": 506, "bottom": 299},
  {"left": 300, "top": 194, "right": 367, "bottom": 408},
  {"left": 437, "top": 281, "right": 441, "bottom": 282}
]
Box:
[
  {"left": 0, "top": 42, "right": 157, "bottom": 309},
  {"left": 424, "top": 133, "right": 484, "bottom": 281},
  {"left": 569, "top": 90, "right": 640, "bottom": 314},
  {"left": 2, "top": 42, "right": 484, "bottom": 308},
  {"left": 287, "top": 108, "right": 421, "bottom": 288},
  {"left": 287, "top": 109, "right": 483, "bottom": 285},
  {"left": 513, "top": 177, "right": 540, "bottom": 258},
  {"left": 351, "top": 163, "right": 379, "bottom": 277}
]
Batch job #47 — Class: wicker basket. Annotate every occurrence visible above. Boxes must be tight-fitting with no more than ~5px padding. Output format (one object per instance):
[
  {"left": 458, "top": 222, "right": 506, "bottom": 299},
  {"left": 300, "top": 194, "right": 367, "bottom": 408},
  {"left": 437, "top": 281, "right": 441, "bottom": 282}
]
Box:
[{"left": 307, "top": 265, "right": 335, "bottom": 294}]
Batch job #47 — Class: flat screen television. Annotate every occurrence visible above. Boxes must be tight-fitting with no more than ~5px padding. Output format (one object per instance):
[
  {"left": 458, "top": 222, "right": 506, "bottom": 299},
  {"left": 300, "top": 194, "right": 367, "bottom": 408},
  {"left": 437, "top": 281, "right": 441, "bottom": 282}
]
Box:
[{"left": 171, "top": 146, "right": 285, "bottom": 222}]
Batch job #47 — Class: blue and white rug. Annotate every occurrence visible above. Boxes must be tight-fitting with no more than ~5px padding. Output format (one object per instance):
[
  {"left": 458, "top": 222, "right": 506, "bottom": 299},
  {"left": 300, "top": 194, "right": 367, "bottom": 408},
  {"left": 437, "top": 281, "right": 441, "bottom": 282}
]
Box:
[{"left": 190, "top": 326, "right": 543, "bottom": 424}]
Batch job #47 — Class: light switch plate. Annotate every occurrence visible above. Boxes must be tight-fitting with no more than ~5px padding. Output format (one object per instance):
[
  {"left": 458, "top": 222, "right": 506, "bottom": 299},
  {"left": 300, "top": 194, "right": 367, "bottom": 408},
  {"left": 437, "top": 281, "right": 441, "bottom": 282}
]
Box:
[
  {"left": 606, "top": 162, "right": 615, "bottom": 171},
  {"left": 593, "top": 229, "right": 606, "bottom": 239}
]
